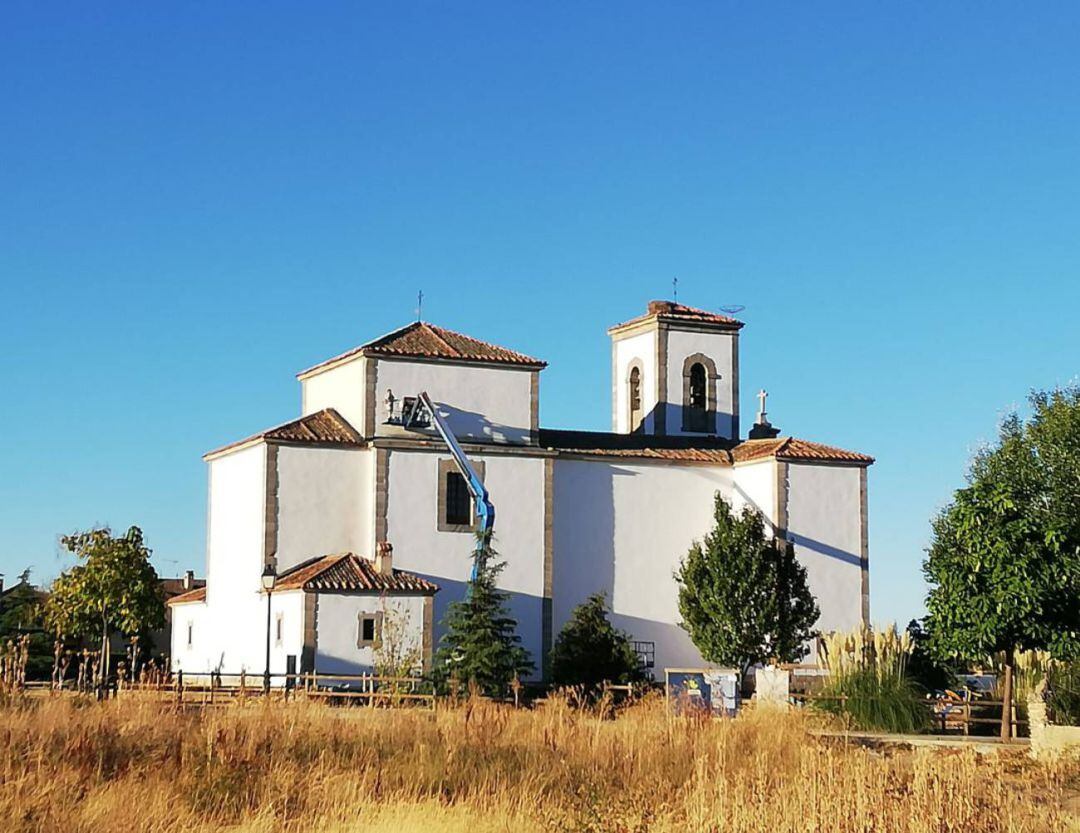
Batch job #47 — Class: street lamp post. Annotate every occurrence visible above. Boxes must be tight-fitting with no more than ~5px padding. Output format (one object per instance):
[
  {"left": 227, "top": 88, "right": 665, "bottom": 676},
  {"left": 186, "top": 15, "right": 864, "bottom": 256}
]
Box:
[{"left": 261, "top": 563, "right": 277, "bottom": 694}]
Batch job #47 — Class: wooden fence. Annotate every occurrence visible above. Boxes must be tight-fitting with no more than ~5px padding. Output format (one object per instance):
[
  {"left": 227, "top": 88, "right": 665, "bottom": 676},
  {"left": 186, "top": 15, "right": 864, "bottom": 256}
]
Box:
[
  {"left": 20, "top": 671, "right": 437, "bottom": 709},
  {"left": 790, "top": 691, "right": 1026, "bottom": 737}
]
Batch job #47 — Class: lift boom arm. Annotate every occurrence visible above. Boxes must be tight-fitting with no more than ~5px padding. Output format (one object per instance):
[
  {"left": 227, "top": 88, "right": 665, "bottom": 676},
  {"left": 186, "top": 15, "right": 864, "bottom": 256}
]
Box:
[{"left": 408, "top": 392, "right": 494, "bottom": 574}]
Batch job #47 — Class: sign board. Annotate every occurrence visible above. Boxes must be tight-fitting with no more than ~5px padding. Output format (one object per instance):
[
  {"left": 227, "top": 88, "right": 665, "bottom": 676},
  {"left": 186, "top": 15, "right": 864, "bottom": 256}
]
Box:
[
  {"left": 665, "top": 667, "right": 740, "bottom": 717},
  {"left": 754, "top": 666, "right": 790, "bottom": 705}
]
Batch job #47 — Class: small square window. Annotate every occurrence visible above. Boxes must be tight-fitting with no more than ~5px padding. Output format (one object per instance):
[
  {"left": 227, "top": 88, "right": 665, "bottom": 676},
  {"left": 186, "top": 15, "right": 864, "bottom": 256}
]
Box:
[{"left": 357, "top": 613, "right": 383, "bottom": 648}]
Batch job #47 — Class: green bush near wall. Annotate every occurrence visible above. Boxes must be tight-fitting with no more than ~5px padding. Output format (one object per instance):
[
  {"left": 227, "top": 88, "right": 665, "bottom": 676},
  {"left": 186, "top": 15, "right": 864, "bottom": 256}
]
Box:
[{"left": 816, "top": 668, "right": 931, "bottom": 735}]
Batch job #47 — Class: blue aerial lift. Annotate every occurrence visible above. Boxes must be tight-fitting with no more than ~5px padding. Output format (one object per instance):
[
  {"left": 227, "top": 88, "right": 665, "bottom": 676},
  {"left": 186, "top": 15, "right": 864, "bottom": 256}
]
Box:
[{"left": 389, "top": 391, "right": 494, "bottom": 580}]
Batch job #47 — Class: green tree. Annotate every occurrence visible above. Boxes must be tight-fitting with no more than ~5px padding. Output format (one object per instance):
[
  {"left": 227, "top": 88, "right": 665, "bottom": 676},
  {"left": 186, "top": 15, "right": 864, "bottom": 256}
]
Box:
[
  {"left": 434, "top": 533, "right": 533, "bottom": 697},
  {"left": 0, "top": 569, "right": 52, "bottom": 679},
  {"left": 924, "top": 387, "right": 1080, "bottom": 737},
  {"left": 550, "top": 592, "right": 644, "bottom": 690},
  {"left": 43, "top": 527, "right": 165, "bottom": 684},
  {"left": 903, "top": 619, "right": 955, "bottom": 694},
  {"left": 676, "top": 494, "right": 819, "bottom": 674}
]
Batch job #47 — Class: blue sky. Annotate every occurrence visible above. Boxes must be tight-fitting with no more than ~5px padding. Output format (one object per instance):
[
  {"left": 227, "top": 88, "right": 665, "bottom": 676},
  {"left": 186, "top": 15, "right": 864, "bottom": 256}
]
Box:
[{"left": 2, "top": 4, "right": 1078, "bottom": 626}]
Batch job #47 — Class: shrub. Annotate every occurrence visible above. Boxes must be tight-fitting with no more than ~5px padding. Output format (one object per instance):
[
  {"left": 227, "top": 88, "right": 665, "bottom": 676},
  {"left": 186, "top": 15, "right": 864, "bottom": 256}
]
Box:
[
  {"left": 818, "top": 668, "right": 930, "bottom": 734},
  {"left": 1046, "top": 662, "right": 1080, "bottom": 726},
  {"left": 549, "top": 593, "right": 643, "bottom": 691},
  {"left": 816, "top": 625, "right": 929, "bottom": 734}
]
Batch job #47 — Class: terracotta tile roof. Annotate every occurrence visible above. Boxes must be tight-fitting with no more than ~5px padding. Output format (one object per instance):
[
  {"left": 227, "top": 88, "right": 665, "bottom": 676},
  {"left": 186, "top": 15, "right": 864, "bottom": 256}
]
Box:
[
  {"left": 299, "top": 321, "right": 546, "bottom": 377},
  {"left": 204, "top": 408, "right": 364, "bottom": 459},
  {"left": 275, "top": 553, "right": 439, "bottom": 594},
  {"left": 167, "top": 586, "right": 206, "bottom": 605},
  {"left": 160, "top": 577, "right": 206, "bottom": 599},
  {"left": 539, "top": 429, "right": 734, "bottom": 463},
  {"left": 539, "top": 429, "right": 871, "bottom": 465},
  {"left": 555, "top": 446, "right": 732, "bottom": 463},
  {"left": 609, "top": 300, "right": 744, "bottom": 333},
  {"left": 732, "top": 437, "right": 874, "bottom": 465}
]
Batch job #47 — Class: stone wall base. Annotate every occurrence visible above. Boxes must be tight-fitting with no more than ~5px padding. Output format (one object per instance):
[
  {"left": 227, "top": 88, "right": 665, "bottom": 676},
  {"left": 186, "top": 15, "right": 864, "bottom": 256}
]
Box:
[{"left": 1028, "top": 696, "right": 1080, "bottom": 761}]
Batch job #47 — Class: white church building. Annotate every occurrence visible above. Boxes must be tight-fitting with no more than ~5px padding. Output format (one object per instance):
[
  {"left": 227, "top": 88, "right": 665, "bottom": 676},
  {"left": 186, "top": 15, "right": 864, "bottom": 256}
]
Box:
[{"left": 170, "top": 300, "right": 873, "bottom": 681}]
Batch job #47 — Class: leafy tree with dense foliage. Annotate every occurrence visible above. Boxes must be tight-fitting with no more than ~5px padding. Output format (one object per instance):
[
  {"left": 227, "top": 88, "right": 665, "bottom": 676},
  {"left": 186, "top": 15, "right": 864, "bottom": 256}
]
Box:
[
  {"left": 43, "top": 527, "right": 165, "bottom": 683},
  {"left": 676, "top": 494, "right": 820, "bottom": 674},
  {"left": 904, "top": 619, "right": 955, "bottom": 694},
  {"left": 434, "top": 533, "right": 533, "bottom": 697},
  {"left": 924, "top": 387, "right": 1080, "bottom": 737},
  {"left": 0, "top": 569, "right": 52, "bottom": 679},
  {"left": 550, "top": 592, "right": 644, "bottom": 690}
]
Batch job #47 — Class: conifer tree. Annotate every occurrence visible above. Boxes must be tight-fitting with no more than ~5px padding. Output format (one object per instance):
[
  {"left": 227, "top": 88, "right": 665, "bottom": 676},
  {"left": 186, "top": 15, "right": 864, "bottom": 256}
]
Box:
[
  {"left": 434, "top": 533, "right": 533, "bottom": 696},
  {"left": 550, "top": 592, "right": 643, "bottom": 689},
  {"left": 676, "top": 494, "right": 819, "bottom": 674}
]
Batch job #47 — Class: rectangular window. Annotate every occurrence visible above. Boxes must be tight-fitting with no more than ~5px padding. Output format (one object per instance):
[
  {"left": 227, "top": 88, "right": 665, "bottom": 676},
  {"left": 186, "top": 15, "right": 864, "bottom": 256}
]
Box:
[
  {"left": 275, "top": 612, "right": 284, "bottom": 646},
  {"left": 437, "top": 459, "right": 485, "bottom": 533},
  {"left": 186, "top": 622, "right": 193, "bottom": 649},
  {"left": 357, "top": 612, "right": 383, "bottom": 648},
  {"left": 445, "top": 471, "right": 471, "bottom": 526}
]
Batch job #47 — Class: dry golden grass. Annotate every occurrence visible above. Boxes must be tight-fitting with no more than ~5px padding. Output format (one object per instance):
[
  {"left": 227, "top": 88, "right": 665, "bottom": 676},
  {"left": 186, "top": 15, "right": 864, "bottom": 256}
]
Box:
[{"left": 0, "top": 693, "right": 1074, "bottom": 833}]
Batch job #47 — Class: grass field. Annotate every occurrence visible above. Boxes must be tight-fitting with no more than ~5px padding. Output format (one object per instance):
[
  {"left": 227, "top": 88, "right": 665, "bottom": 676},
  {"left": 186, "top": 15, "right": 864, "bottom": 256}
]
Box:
[{"left": 0, "top": 693, "right": 1075, "bottom": 832}]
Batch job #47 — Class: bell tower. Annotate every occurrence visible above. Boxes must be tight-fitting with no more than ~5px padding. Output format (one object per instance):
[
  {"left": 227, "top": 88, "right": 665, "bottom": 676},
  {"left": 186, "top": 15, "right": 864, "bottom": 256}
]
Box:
[{"left": 608, "top": 301, "right": 743, "bottom": 439}]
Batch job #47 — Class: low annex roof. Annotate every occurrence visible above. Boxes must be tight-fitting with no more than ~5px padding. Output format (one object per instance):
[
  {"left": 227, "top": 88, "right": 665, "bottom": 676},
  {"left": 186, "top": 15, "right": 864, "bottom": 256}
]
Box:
[
  {"left": 730, "top": 437, "right": 875, "bottom": 465},
  {"left": 298, "top": 321, "right": 547, "bottom": 378},
  {"left": 275, "top": 553, "right": 439, "bottom": 594},
  {"left": 608, "top": 300, "right": 744, "bottom": 334},
  {"left": 204, "top": 408, "right": 365, "bottom": 460},
  {"left": 539, "top": 429, "right": 872, "bottom": 466},
  {"left": 167, "top": 586, "right": 206, "bottom": 605}
]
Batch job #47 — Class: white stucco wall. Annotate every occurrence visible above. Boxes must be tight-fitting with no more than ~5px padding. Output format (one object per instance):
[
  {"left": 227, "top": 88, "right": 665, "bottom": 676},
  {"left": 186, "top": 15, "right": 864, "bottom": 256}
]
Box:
[
  {"left": 384, "top": 448, "right": 547, "bottom": 678},
  {"left": 276, "top": 446, "right": 374, "bottom": 572},
  {"left": 664, "top": 329, "right": 738, "bottom": 439},
  {"left": 170, "top": 600, "right": 210, "bottom": 670},
  {"left": 300, "top": 357, "right": 368, "bottom": 434},
  {"left": 173, "top": 443, "right": 310, "bottom": 680},
  {"left": 785, "top": 463, "right": 865, "bottom": 633},
  {"left": 374, "top": 358, "right": 534, "bottom": 444},
  {"left": 552, "top": 458, "right": 734, "bottom": 673},
  {"left": 731, "top": 460, "right": 777, "bottom": 530},
  {"left": 205, "top": 444, "right": 266, "bottom": 611},
  {"left": 612, "top": 330, "right": 657, "bottom": 434},
  {"left": 314, "top": 593, "right": 426, "bottom": 677},
  {"left": 171, "top": 589, "right": 304, "bottom": 683}
]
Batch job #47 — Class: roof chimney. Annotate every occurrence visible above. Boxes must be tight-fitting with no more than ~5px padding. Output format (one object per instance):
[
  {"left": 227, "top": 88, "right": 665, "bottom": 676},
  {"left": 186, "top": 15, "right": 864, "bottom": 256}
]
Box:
[
  {"left": 375, "top": 541, "right": 394, "bottom": 576},
  {"left": 183, "top": 570, "right": 195, "bottom": 590}
]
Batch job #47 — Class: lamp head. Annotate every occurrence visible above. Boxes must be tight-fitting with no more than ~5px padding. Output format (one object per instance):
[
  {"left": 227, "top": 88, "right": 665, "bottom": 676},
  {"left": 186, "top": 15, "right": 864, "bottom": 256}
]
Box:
[{"left": 261, "top": 563, "right": 277, "bottom": 591}]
